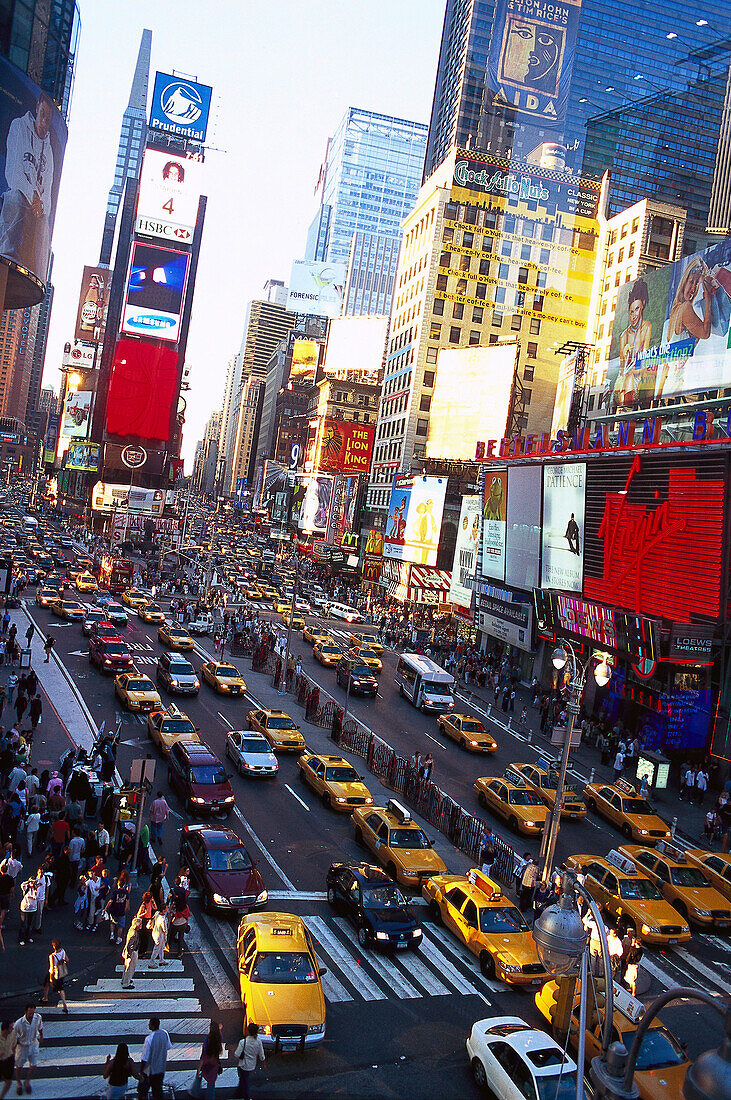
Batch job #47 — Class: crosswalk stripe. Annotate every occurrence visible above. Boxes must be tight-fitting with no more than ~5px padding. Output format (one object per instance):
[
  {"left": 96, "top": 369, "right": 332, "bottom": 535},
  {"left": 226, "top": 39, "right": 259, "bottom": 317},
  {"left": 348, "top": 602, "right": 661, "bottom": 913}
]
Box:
[
  {"left": 673, "top": 947, "right": 731, "bottom": 996},
  {"left": 43, "top": 1015, "right": 208, "bottom": 1040},
  {"left": 84, "top": 977, "right": 195, "bottom": 993},
  {"left": 640, "top": 953, "right": 690, "bottom": 991},
  {"left": 304, "top": 916, "right": 387, "bottom": 1001},
  {"left": 418, "top": 936, "right": 486, "bottom": 998},
  {"left": 332, "top": 918, "right": 421, "bottom": 998},
  {"left": 424, "top": 919, "right": 503, "bottom": 991},
  {"left": 41, "top": 996, "right": 202, "bottom": 1015},
  {"left": 384, "top": 937, "right": 452, "bottom": 997},
  {"left": 49, "top": 1040, "right": 203, "bottom": 1069},
  {"left": 113, "top": 959, "right": 186, "bottom": 973}
]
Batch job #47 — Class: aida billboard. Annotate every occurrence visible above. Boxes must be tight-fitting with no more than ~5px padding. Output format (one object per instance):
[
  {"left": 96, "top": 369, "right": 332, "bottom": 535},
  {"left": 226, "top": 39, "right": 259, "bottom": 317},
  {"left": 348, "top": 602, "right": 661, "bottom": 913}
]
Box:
[
  {"left": 317, "top": 420, "right": 374, "bottom": 474},
  {"left": 384, "top": 475, "right": 447, "bottom": 567},
  {"left": 604, "top": 237, "right": 731, "bottom": 410}
]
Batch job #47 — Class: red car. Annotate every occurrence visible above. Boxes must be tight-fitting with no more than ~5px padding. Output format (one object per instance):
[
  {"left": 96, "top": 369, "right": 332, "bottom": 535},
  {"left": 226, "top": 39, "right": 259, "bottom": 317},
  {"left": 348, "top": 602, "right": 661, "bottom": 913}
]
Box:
[
  {"left": 178, "top": 824, "right": 267, "bottom": 914},
  {"left": 88, "top": 635, "right": 133, "bottom": 674}
]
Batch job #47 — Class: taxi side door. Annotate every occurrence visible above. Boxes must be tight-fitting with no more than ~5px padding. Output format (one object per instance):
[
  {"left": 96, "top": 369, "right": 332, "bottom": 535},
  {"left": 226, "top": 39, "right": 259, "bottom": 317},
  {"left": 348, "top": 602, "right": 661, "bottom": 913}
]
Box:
[
  {"left": 487, "top": 780, "right": 509, "bottom": 823},
  {"left": 115, "top": 674, "right": 128, "bottom": 702},
  {"left": 441, "top": 885, "right": 470, "bottom": 943},
  {"left": 307, "top": 758, "right": 326, "bottom": 797},
  {"left": 238, "top": 925, "right": 258, "bottom": 1004},
  {"left": 582, "top": 861, "right": 612, "bottom": 912},
  {"left": 605, "top": 790, "right": 625, "bottom": 829},
  {"left": 360, "top": 812, "right": 387, "bottom": 859}
]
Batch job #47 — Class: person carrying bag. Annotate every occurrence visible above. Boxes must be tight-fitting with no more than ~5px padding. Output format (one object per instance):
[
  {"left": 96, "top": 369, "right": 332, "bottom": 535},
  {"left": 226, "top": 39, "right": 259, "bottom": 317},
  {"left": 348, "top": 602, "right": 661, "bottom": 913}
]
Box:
[{"left": 233, "top": 1022, "right": 265, "bottom": 1099}]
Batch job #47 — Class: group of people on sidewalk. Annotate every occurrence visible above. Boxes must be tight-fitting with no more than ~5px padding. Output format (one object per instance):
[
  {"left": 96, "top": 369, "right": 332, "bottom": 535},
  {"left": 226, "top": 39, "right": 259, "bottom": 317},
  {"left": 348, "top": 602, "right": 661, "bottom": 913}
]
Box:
[{"left": 120, "top": 856, "right": 191, "bottom": 988}]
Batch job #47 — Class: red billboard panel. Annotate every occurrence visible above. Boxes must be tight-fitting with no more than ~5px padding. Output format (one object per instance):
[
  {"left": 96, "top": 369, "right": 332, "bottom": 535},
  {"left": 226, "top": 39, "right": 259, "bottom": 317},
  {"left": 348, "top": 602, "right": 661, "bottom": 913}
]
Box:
[
  {"left": 106, "top": 339, "right": 179, "bottom": 441},
  {"left": 318, "top": 419, "right": 374, "bottom": 473},
  {"left": 583, "top": 453, "right": 725, "bottom": 624}
]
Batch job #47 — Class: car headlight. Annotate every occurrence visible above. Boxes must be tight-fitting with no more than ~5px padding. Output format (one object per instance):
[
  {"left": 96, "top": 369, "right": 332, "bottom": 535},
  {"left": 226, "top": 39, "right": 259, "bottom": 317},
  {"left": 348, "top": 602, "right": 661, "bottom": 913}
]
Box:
[
  {"left": 258, "top": 1024, "right": 272, "bottom": 1036},
  {"left": 375, "top": 931, "right": 389, "bottom": 941},
  {"left": 193, "top": 680, "right": 200, "bottom": 688},
  {"left": 334, "top": 796, "right": 347, "bottom": 803},
  {"left": 411, "top": 928, "right": 422, "bottom": 938},
  {"left": 191, "top": 797, "right": 206, "bottom": 804},
  {"left": 469, "top": 740, "right": 479, "bottom": 746},
  {"left": 641, "top": 924, "right": 660, "bottom": 934},
  {"left": 694, "top": 909, "right": 711, "bottom": 917},
  {"left": 307, "top": 1024, "right": 325, "bottom": 1035},
  {"left": 364, "top": 797, "right": 373, "bottom": 805},
  {"left": 223, "top": 796, "right": 234, "bottom": 804},
  {"left": 103, "top": 658, "right": 111, "bottom": 665},
  {"left": 639, "top": 829, "right": 648, "bottom": 835},
  {"left": 256, "top": 890, "right": 268, "bottom": 904},
  {"left": 498, "top": 958, "right": 521, "bottom": 973},
  {"left": 212, "top": 892, "right": 230, "bottom": 906},
  {"left": 170, "top": 679, "right": 179, "bottom": 687}
]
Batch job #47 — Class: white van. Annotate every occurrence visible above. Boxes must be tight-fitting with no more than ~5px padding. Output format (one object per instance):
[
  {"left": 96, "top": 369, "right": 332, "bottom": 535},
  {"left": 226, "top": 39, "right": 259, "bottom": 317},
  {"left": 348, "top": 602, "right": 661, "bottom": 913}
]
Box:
[
  {"left": 395, "top": 653, "right": 455, "bottom": 713},
  {"left": 326, "top": 601, "right": 362, "bottom": 623}
]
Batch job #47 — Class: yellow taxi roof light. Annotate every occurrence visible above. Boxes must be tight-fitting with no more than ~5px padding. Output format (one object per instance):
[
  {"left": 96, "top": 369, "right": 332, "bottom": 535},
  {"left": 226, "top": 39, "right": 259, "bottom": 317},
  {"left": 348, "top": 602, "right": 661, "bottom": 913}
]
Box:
[
  {"left": 612, "top": 980, "right": 645, "bottom": 1024},
  {"left": 503, "top": 767, "right": 528, "bottom": 788},
  {"left": 387, "top": 799, "right": 411, "bottom": 824},
  {"left": 467, "top": 868, "right": 503, "bottom": 900},
  {"left": 606, "top": 849, "right": 639, "bottom": 876},
  {"left": 655, "top": 839, "right": 686, "bottom": 862},
  {"left": 615, "top": 778, "right": 637, "bottom": 796}
]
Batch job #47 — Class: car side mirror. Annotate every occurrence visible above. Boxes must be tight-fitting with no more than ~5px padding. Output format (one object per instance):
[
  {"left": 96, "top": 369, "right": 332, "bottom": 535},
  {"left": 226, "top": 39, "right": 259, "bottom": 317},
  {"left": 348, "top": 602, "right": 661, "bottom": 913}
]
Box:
[{"left": 318, "top": 967, "right": 328, "bottom": 977}]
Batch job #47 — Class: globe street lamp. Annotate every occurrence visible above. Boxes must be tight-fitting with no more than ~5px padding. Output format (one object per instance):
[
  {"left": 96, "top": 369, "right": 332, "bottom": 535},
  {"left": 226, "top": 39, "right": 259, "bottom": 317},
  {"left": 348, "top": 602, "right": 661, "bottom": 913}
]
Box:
[{"left": 539, "top": 641, "right": 612, "bottom": 881}]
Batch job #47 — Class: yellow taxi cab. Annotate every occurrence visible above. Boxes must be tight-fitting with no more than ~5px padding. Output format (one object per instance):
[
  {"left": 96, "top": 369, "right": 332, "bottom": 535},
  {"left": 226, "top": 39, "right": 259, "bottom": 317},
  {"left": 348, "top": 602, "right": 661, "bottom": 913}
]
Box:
[
  {"left": 75, "top": 571, "right": 98, "bottom": 593},
  {"left": 138, "top": 602, "right": 166, "bottom": 624},
  {"left": 51, "top": 598, "right": 85, "bottom": 621},
  {"left": 536, "top": 979, "right": 689, "bottom": 1100},
  {"left": 121, "top": 588, "right": 149, "bottom": 611},
  {"left": 147, "top": 705, "right": 201, "bottom": 755},
  {"left": 422, "top": 867, "right": 548, "bottom": 984},
  {"left": 582, "top": 778, "right": 672, "bottom": 843},
  {"left": 313, "top": 640, "right": 343, "bottom": 667},
  {"left": 685, "top": 849, "right": 731, "bottom": 902},
  {"left": 114, "top": 672, "right": 163, "bottom": 713},
  {"left": 474, "top": 774, "right": 548, "bottom": 835},
  {"left": 303, "top": 624, "right": 330, "bottom": 645},
  {"left": 350, "top": 799, "right": 447, "bottom": 888},
  {"left": 36, "top": 586, "right": 58, "bottom": 608},
  {"left": 200, "top": 660, "right": 247, "bottom": 695},
  {"left": 75, "top": 556, "right": 94, "bottom": 572},
  {"left": 248, "top": 709, "right": 305, "bottom": 752},
  {"left": 350, "top": 633, "right": 383, "bottom": 656},
  {"left": 158, "top": 623, "right": 194, "bottom": 651},
  {"left": 273, "top": 599, "right": 292, "bottom": 614},
  {"left": 438, "top": 713, "right": 497, "bottom": 753},
  {"left": 282, "top": 611, "right": 305, "bottom": 631},
  {"left": 564, "top": 849, "right": 691, "bottom": 946},
  {"left": 244, "top": 585, "right": 263, "bottom": 600},
  {"left": 618, "top": 841, "right": 731, "bottom": 930},
  {"left": 347, "top": 644, "right": 383, "bottom": 672},
  {"left": 297, "top": 753, "right": 373, "bottom": 811},
  {"left": 511, "top": 759, "right": 587, "bottom": 819},
  {"left": 237, "top": 912, "right": 326, "bottom": 1051}
]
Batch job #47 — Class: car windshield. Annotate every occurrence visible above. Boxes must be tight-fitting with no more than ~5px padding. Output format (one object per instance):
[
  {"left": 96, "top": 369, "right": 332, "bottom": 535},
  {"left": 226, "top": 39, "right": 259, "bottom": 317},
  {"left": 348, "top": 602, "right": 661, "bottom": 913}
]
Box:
[
  {"left": 389, "top": 829, "right": 430, "bottom": 849},
  {"left": 85, "top": 610, "right": 103, "bottom": 619},
  {"left": 619, "top": 879, "right": 663, "bottom": 900},
  {"left": 161, "top": 720, "right": 196, "bottom": 734},
  {"left": 146, "top": 604, "right": 163, "bottom": 613},
  {"left": 325, "top": 767, "right": 359, "bottom": 783},
  {"left": 509, "top": 790, "right": 542, "bottom": 805},
  {"left": 363, "top": 884, "right": 406, "bottom": 908},
  {"left": 424, "top": 684, "right": 453, "bottom": 699},
  {"left": 322, "top": 646, "right": 341, "bottom": 655},
  {"left": 250, "top": 951, "right": 317, "bottom": 984},
  {"left": 267, "top": 717, "right": 296, "bottom": 730},
  {"left": 215, "top": 665, "right": 239, "bottom": 676},
  {"left": 170, "top": 662, "right": 195, "bottom": 676},
  {"left": 536, "top": 1072, "right": 578, "bottom": 1100},
  {"left": 622, "top": 799, "right": 654, "bottom": 814},
  {"left": 191, "top": 766, "right": 226, "bottom": 785},
  {"left": 461, "top": 721, "right": 484, "bottom": 733},
  {"left": 360, "top": 649, "right": 379, "bottom": 659},
  {"left": 170, "top": 629, "right": 189, "bottom": 638},
  {"left": 206, "top": 847, "right": 252, "bottom": 872},
  {"left": 480, "top": 906, "right": 529, "bottom": 933},
  {"left": 240, "top": 739, "right": 269, "bottom": 754},
  {"left": 104, "top": 644, "right": 128, "bottom": 656},
  {"left": 129, "top": 679, "right": 155, "bottom": 691},
  {"left": 621, "top": 1028, "right": 686, "bottom": 1070},
  {"left": 670, "top": 867, "right": 710, "bottom": 888},
  {"left": 350, "top": 665, "right": 372, "bottom": 677},
  {"left": 540, "top": 773, "right": 559, "bottom": 789}
]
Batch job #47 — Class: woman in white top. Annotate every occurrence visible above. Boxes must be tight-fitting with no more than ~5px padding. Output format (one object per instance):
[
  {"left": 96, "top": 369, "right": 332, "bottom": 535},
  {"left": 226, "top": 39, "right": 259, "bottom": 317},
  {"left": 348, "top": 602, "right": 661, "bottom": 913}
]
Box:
[
  {"left": 656, "top": 258, "right": 715, "bottom": 399},
  {"left": 41, "top": 938, "right": 69, "bottom": 1013},
  {"left": 233, "top": 1022, "right": 265, "bottom": 1099}
]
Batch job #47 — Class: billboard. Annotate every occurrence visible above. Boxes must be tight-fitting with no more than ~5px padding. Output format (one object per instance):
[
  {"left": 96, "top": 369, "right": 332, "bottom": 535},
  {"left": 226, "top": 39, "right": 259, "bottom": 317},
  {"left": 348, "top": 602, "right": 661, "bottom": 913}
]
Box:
[
  {"left": 550, "top": 351, "right": 576, "bottom": 436},
  {"left": 452, "top": 151, "right": 600, "bottom": 221},
  {"left": 383, "top": 475, "right": 447, "bottom": 567},
  {"left": 317, "top": 419, "right": 375, "bottom": 474},
  {"left": 136, "top": 148, "right": 202, "bottom": 244},
  {"left": 482, "top": 468, "right": 508, "bottom": 581},
  {"left": 75, "top": 266, "right": 109, "bottom": 343},
  {"left": 486, "top": 0, "right": 582, "bottom": 126},
  {"left": 604, "top": 237, "right": 731, "bottom": 409},
  {"left": 62, "top": 341, "right": 95, "bottom": 370},
  {"left": 43, "top": 412, "right": 59, "bottom": 464},
  {"left": 287, "top": 260, "right": 346, "bottom": 318},
  {"left": 0, "top": 56, "right": 68, "bottom": 306},
  {"left": 61, "top": 389, "right": 92, "bottom": 438},
  {"left": 541, "top": 462, "right": 585, "bottom": 592},
  {"left": 298, "top": 474, "right": 333, "bottom": 535},
  {"left": 478, "top": 593, "right": 533, "bottom": 652},
  {"left": 289, "top": 337, "right": 319, "bottom": 381},
  {"left": 448, "top": 495, "right": 481, "bottom": 609},
  {"left": 65, "top": 441, "right": 100, "bottom": 473},
  {"left": 106, "top": 339, "right": 180, "bottom": 441},
  {"left": 91, "top": 482, "right": 164, "bottom": 515},
  {"left": 505, "top": 465, "right": 541, "bottom": 590},
  {"left": 149, "top": 72, "right": 212, "bottom": 143},
  {"left": 323, "top": 315, "right": 388, "bottom": 378},
  {"left": 121, "top": 241, "right": 191, "bottom": 343},
  {"left": 427, "top": 344, "right": 516, "bottom": 461},
  {"left": 326, "top": 474, "right": 360, "bottom": 546}
]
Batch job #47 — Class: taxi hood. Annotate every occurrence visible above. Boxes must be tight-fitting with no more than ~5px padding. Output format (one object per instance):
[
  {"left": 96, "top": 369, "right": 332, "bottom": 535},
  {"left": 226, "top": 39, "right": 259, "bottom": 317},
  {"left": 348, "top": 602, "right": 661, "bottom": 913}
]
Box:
[{"left": 247, "top": 981, "right": 324, "bottom": 1030}]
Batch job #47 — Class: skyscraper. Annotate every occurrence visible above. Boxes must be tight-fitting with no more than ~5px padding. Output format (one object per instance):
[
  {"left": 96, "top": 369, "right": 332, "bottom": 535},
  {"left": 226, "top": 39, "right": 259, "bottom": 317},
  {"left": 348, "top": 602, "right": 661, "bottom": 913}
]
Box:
[
  {"left": 306, "top": 107, "right": 427, "bottom": 316},
  {"left": 0, "top": 0, "right": 80, "bottom": 114},
  {"left": 99, "top": 29, "right": 152, "bottom": 265}
]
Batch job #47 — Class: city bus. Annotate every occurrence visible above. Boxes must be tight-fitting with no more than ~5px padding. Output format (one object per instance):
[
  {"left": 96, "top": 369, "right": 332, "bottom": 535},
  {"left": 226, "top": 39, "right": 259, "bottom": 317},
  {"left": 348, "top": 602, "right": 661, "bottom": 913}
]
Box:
[{"left": 97, "top": 555, "right": 134, "bottom": 595}]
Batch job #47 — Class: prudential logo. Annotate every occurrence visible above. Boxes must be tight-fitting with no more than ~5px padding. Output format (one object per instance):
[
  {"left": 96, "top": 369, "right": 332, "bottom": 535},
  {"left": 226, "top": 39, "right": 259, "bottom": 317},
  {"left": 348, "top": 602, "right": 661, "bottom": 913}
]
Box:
[{"left": 161, "top": 81, "right": 203, "bottom": 126}]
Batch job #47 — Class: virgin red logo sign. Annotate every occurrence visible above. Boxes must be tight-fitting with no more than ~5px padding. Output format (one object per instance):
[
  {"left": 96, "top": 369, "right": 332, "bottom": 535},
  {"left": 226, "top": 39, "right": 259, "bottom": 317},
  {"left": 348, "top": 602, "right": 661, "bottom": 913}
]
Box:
[{"left": 584, "top": 457, "right": 724, "bottom": 623}]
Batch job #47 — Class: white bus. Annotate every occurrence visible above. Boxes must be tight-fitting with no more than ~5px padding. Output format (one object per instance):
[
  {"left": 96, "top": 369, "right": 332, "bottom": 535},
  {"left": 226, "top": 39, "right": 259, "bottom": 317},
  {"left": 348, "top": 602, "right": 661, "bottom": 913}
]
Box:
[{"left": 395, "top": 653, "right": 455, "bottom": 713}]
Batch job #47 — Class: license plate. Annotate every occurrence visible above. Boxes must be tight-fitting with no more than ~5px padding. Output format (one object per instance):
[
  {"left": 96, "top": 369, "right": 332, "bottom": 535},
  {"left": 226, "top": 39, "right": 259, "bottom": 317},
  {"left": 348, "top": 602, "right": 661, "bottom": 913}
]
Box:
[
  {"left": 668, "top": 937, "right": 678, "bottom": 944},
  {"left": 230, "top": 688, "right": 239, "bottom": 694},
  {"left": 396, "top": 940, "right": 409, "bottom": 950},
  {"left": 531, "top": 978, "right": 543, "bottom": 985},
  {"left": 719, "top": 922, "right": 729, "bottom": 928},
  {"left": 281, "top": 1042, "right": 297, "bottom": 1052},
  {"left": 569, "top": 813, "right": 577, "bottom": 819},
  {"left": 210, "top": 804, "right": 219, "bottom": 811}
]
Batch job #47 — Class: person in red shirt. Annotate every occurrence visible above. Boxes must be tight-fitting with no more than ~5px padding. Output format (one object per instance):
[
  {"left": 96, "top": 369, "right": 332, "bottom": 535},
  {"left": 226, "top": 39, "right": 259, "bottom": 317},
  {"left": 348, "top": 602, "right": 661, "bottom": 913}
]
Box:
[{"left": 49, "top": 818, "right": 69, "bottom": 857}]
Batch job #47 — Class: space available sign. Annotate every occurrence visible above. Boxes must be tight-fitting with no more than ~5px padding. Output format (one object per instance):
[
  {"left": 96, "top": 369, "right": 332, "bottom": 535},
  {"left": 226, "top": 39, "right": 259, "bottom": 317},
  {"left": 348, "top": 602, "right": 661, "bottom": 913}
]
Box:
[
  {"left": 478, "top": 593, "right": 533, "bottom": 652},
  {"left": 149, "top": 72, "right": 212, "bottom": 142},
  {"left": 449, "top": 496, "right": 481, "bottom": 610},
  {"left": 136, "top": 148, "right": 202, "bottom": 244}
]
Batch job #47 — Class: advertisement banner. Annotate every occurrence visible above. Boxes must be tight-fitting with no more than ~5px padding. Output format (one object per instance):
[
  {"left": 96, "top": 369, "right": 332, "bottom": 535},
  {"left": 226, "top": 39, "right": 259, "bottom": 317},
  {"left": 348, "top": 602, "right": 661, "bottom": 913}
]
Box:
[
  {"left": 365, "top": 528, "right": 384, "bottom": 556},
  {"left": 383, "top": 475, "right": 447, "bottom": 567},
  {"left": 541, "top": 462, "right": 585, "bottom": 592},
  {"left": 149, "top": 72, "right": 212, "bottom": 143},
  {"left": 363, "top": 557, "right": 383, "bottom": 584},
  {"left": 121, "top": 241, "right": 191, "bottom": 343},
  {"left": 317, "top": 419, "right": 375, "bottom": 474},
  {"left": 0, "top": 56, "right": 68, "bottom": 305},
  {"left": 136, "top": 148, "right": 202, "bottom": 244},
  {"left": 604, "top": 237, "right": 731, "bottom": 408},
  {"left": 550, "top": 351, "right": 576, "bottom": 436},
  {"left": 449, "top": 496, "right": 481, "bottom": 609},
  {"left": 478, "top": 594, "right": 533, "bottom": 652},
  {"left": 298, "top": 474, "right": 333, "bottom": 535},
  {"left": 426, "top": 345, "right": 515, "bottom": 461},
  {"left": 43, "top": 412, "right": 59, "bottom": 464},
  {"left": 452, "top": 150, "right": 600, "bottom": 220},
  {"left": 505, "top": 465, "right": 541, "bottom": 590},
  {"left": 91, "top": 482, "right": 164, "bottom": 515},
  {"left": 326, "top": 474, "right": 360, "bottom": 546},
  {"left": 486, "top": 0, "right": 582, "bottom": 126},
  {"left": 65, "top": 441, "right": 100, "bottom": 473},
  {"left": 289, "top": 337, "right": 319, "bottom": 381},
  {"left": 75, "top": 266, "right": 108, "bottom": 343},
  {"left": 62, "top": 389, "right": 92, "bottom": 438},
  {"left": 287, "top": 260, "right": 346, "bottom": 318},
  {"left": 106, "top": 339, "right": 180, "bottom": 442},
  {"left": 482, "top": 468, "right": 508, "bottom": 581}
]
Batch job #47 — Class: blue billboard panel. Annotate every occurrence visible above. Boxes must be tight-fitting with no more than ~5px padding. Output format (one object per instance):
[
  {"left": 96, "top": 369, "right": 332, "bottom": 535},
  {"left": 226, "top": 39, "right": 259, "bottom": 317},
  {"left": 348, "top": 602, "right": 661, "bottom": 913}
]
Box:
[{"left": 149, "top": 72, "right": 212, "bottom": 142}]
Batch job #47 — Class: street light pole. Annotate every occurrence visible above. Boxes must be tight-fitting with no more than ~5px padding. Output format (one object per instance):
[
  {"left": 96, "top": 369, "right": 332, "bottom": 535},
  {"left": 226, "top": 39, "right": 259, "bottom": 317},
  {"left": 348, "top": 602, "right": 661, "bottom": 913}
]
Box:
[{"left": 280, "top": 552, "right": 300, "bottom": 695}]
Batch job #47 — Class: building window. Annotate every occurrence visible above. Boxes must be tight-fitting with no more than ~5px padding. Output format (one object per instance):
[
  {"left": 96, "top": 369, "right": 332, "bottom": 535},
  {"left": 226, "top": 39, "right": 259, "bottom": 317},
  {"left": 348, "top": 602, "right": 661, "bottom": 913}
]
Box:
[
  {"left": 464, "top": 206, "right": 477, "bottom": 225},
  {"left": 449, "top": 326, "right": 461, "bottom": 343},
  {"left": 436, "top": 274, "right": 448, "bottom": 291},
  {"left": 588, "top": 393, "right": 595, "bottom": 410},
  {"left": 600, "top": 300, "right": 607, "bottom": 316},
  {"left": 430, "top": 322, "right": 441, "bottom": 339},
  {"left": 529, "top": 318, "right": 541, "bottom": 335},
  {"left": 618, "top": 247, "right": 624, "bottom": 263},
  {"left": 457, "top": 278, "right": 468, "bottom": 295},
  {"left": 604, "top": 279, "right": 610, "bottom": 293},
  {"left": 420, "top": 395, "right": 431, "bottom": 412},
  {"left": 533, "top": 293, "right": 544, "bottom": 312},
  {"left": 631, "top": 218, "right": 639, "bottom": 233},
  {"left": 425, "top": 348, "right": 438, "bottom": 364},
  {"left": 522, "top": 388, "right": 532, "bottom": 404},
  {"left": 526, "top": 341, "right": 537, "bottom": 358},
  {"left": 432, "top": 299, "right": 445, "bottom": 316},
  {"left": 453, "top": 302, "right": 464, "bottom": 319},
  {"left": 445, "top": 202, "right": 458, "bottom": 220},
  {"left": 511, "top": 315, "right": 522, "bottom": 331},
  {"left": 479, "top": 258, "right": 490, "bottom": 275},
  {"left": 472, "top": 306, "right": 484, "bottom": 323},
  {"left": 416, "top": 418, "right": 428, "bottom": 436},
  {"left": 597, "top": 324, "right": 604, "bottom": 340},
  {"left": 609, "top": 229, "right": 617, "bottom": 245},
  {"left": 498, "top": 262, "right": 510, "bottom": 280},
  {"left": 469, "top": 330, "right": 480, "bottom": 345},
  {"left": 423, "top": 370, "right": 435, "bottom": 386},
  {"left": 482, "top": 237, "right": 493, "bottom": 253},
  {"left": 442, "top": 227, "right": 454, "bottom": 244},
  {"left": 460, "top": 254, "right": 471, "bottom": 272},
  {"left": 475, "top": 283, "right": 486, "bottom": 300},
  {"left": 621, "top": 223, "right": 628, "bottom": 239},
  {"left": 523, "top": 365, "right": 534, "bottom": 381},
  {"left": 462, "top": 231, "right": 474, "bottom": 247},
  {"left": 489, "top": 333, "right": 498, "bottom": 345},
  {"left": 518, "top": 267, "right": 529, "bottom": 284},
  {"left": 440, "top": 251, "right": 451, "bottom": 267},
  {"left": 628, "top": 242, "right": 635, "bottom": 257},
  {"left": 614, "top": 272, "right": 621, "bottom": 287},
  {"left": 492, "top": 313, "right": 502, "bottom": 328}
]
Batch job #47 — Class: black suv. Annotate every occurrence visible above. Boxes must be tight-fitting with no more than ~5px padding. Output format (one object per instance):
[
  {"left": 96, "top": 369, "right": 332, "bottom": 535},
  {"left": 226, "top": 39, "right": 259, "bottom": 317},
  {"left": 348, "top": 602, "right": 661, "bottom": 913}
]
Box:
[
  {"left": 326, "top": 861, "right": 422, "bottom": 950},
  {"left": 336, "top": 658, "right": 378, "bottom": 698}
]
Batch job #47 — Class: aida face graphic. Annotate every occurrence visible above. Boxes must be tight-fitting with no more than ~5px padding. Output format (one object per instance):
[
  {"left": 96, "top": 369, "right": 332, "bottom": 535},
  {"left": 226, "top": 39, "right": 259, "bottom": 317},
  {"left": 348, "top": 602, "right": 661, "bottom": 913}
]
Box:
[{"left": 503, "top": 19, "right": 564, "bottom": 95}]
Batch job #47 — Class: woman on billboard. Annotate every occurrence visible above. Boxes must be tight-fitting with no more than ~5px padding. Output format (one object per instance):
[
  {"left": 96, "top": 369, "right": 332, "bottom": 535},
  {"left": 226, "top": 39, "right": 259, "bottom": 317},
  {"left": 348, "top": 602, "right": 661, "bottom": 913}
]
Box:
[
  {"left": 612, "top": 278, "right": 652, "bottom": 410},
  {"left": 655, "top": 257, "right": 720, "bottom": 399}
]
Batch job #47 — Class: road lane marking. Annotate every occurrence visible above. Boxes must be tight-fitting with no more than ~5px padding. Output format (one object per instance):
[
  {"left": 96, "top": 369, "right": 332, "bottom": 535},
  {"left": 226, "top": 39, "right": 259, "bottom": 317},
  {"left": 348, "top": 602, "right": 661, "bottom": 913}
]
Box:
[
  {"left": 674, "top": 947, "right": 731, "bottom": 996},
  {"left": 217, "top": 711, "right": 234, "bottom": 729},
  {"left": 285, "top": 783, "right": 310, "bottom": 811},
  {"left": 303, "top": 916, "right": 386, "bottom": 1001},
  {"left": 332, "top": 917, "right": 421, "bottom": 999},
  {"left": 231, "top": 804, "right": 296, "bottom": 890},
  {"left": 424, "top": 731, "right": 447, "bottom": 750}
]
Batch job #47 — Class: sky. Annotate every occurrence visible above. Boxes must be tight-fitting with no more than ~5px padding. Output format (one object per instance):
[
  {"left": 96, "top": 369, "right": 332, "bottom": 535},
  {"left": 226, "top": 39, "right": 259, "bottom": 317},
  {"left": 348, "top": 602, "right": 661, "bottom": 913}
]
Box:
[{"left": 44, "top": 0, "right": 446, "bottom": 469}]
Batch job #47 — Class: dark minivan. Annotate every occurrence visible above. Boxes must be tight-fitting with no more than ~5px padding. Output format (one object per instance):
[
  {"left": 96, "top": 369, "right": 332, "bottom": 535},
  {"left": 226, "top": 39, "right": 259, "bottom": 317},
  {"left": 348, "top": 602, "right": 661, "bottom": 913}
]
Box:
[{"left": 167, "top": 740, "right": 235, "bottom": 816}]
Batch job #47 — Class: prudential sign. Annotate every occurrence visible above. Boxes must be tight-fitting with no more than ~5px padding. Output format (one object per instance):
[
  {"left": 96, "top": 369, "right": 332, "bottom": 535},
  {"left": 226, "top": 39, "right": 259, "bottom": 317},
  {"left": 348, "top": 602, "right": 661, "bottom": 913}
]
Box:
[{"left": 149, "top": 72, "right": 212, "bottom": 142}]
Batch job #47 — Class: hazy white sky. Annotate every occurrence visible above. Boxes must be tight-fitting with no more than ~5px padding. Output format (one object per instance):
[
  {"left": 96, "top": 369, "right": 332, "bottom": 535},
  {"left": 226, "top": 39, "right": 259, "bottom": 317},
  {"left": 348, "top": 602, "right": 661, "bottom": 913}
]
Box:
[{"left": 44, "top": 0, "right": 445, "bottom": 468}]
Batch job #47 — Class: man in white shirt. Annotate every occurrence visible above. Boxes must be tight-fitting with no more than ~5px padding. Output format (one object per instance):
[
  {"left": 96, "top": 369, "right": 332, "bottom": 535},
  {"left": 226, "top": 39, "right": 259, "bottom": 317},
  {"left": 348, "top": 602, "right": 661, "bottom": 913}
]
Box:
[
  {"left": 0, "top": 92, "right": 55, "bottom": 279},
  {"left": 84, "top": 871, "right": 101, "bottom": 931},
  {"left": 139, "top": 1016, "right": 171, "bottom": 1100},
  {"left": 7, "top": 764, "right": 26, "bottom": 794},
  {"left": 13, "top": 1003, "right": 42, "bottom": 1093}
]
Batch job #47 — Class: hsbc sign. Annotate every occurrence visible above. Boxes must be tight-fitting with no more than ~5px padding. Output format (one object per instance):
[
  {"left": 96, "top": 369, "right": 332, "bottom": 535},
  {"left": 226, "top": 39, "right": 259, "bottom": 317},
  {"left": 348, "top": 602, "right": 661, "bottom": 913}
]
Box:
[{"left": 135, "top": 215, "right": 193, "bottom": 243}]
